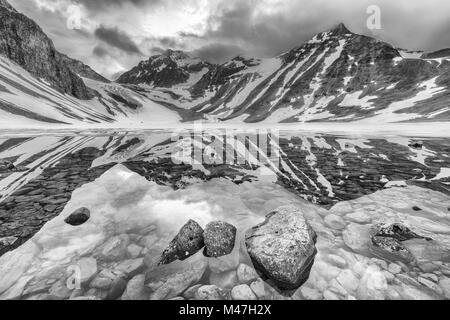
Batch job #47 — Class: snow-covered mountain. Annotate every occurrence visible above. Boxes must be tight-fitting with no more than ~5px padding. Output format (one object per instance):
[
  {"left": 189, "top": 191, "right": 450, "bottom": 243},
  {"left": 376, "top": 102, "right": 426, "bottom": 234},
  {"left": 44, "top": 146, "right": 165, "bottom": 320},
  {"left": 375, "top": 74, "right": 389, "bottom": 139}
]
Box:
[
  {"left": 0, "top": 0, "right": 449, "bottom": 128},
  {"left": 120, "top": 23, "right": 450, "bottom": 123}
]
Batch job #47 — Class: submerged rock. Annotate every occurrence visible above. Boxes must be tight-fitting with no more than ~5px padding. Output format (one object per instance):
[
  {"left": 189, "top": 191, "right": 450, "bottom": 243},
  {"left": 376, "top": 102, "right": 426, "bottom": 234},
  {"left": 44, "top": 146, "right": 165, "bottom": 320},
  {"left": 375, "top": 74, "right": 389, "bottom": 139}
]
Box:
[
  {"left": 245, "top": 205, "right": 317, "bottom": 290},
  {"left": 372, "top": 223, "right": 432, "bottom": 242},
  {"left": 159, "top": 220, "right": 204, "bottom": 265},
  {"left": 64, "top": 207, "right": 90, "bottom": 226},
  {"left": 149, "top": 260, "right": 207, "bottom": 300},
  {"left": 195, "top": 285, "right": 226, "bottom": 300},
  {"left": 203, "top": 221, "right": 236, "bottom": 258},
  {"left": 121, "top": 274, "right": 148, "bottom": 300},
  {"left": 369, "top": 223, "right": 432, "bottom": 263},
  {"left": 371, "top": 236, "right": 415, "bottom": 262},
  {"left": 100, "top": 234, "right": 130, "bottom": 261},
  {"left": 231, "top": 284, "right": 257, "bottom": 300}
]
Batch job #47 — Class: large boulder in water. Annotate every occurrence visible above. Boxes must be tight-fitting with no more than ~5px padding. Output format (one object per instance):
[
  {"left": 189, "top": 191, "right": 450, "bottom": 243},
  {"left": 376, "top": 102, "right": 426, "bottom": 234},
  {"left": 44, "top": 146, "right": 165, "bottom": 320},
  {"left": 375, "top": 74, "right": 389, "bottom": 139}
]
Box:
[
  {"left": 159, "top": 220, "right": 204, "bottom": 265},
  {"left": 203, "top": 221, "right": 236, "bottom": 258},
  {"left": 245, "top": 206, "right": 317, "bottom": 290}
]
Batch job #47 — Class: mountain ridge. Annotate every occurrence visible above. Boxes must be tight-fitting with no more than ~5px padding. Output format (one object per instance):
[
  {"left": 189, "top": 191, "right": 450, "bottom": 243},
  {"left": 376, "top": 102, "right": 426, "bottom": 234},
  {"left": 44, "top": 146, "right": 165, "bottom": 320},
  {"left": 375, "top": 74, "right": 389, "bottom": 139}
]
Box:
[
  {"left": 0, "top": 0, "right": 449, "bottom": 128},
  {"left": 117, "top": 22, "right": 450, "bottom": 123}
]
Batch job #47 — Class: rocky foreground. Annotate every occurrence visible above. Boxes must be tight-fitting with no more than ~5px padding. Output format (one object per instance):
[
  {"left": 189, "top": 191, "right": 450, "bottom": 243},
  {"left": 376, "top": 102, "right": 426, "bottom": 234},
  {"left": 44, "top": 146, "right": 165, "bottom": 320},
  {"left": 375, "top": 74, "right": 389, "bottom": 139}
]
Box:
[{"left": 0, "top": 164, "right": 449, "bottom": 300}]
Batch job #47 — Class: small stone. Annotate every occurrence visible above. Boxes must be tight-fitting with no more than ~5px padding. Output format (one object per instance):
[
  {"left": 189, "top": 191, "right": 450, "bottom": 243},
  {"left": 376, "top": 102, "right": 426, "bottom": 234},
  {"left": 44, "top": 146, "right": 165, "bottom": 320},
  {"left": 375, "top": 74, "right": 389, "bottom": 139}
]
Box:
[
  {"left": 327, "top": 254, "right": 347, "bottom": 268},
  {"left": 356, "top": 265, "right": 388, "bottom": 300},
  {"left": 77, "top": 257, "right": 98, "bottom": 285},
  {"left": 346, "top": 210, "right": 371, "bottom": 224},
  {"left": 203, "top": 221, "right": 236, "bottom": 258},
  {"left": 140, "top": 234, "right": 159, "bottom": 249},
  {"left": 237, "top": 264, "right": 258, "bottom": 284},
  {"left": 412, "top": 206, "right": 422, "bottom": 211},
  {"left": 336, "top": 270, "right": 359, "bottom": 292},
  {"left": 323, "top": 290, "right": 340, "bottom": 300},
  {"left": 417, "top": 277, "right": 438, "bottom": 290},
  {"left": 418, "top": 262, "right": 439, "bottom": 273},
  {"left": 383, "top": 271, "right": 395, "bottom": 283},
  {"left": 149, "top": 260, "right": 207, "bottom": 300},
  {"left": 421, "top": 273, "right": 438, "bottom": 283},
  {"left": 439, "top": 278, "right": 450, "bottom": 299},
  {"left": 300, "top": 286, "right": 322, "bottom": 300},
  {"left": 115, "top": 258, "right": 145, "bottom": 278},
  {"left": 49, "top": 280, "right": 72, "bottom": 300},
  {"left": 195, "top": 285, "right": 225, "bottom": 300},
  {"left": 182, "top": 284, "right": 202, "bottom": 299},
  {"left": 121, "top": 274, "right": 147, "bottom": 300},
  {"left": 127, "top": 244, "right": 143, "bottom": 259},
  {"left": 324, "top": 214, "right": 346, "bottom": 230},
  {"left": 101, "top": 234, "right": 130, "bottom": 261},
  {"left": 64, "top": 207, "right": 90, "bottom": 226},
  {"left": 231, "top": 284, "right": 257, "bottom": 300},
  {"left": 209, "top": 270, "right": 238, "bottom": 290},
  {"left": 343, "top": 223, "right": 371, "bottom": 253},
  {"left": 208, "top": 248, "right": 240, "bottom": 273},
  {"left": 250, "top": 279, "right": 266, "bottom": 299},
  {"left": 70, "top": 296, "right": 100, "bottom": 300},
  {"left": 388, "top": 263, "right": 402, "bottom": 274},
  {"left": 370, "top": 258, "right": 388, "bottom": 270},
  {"left": 159, "top": 220, "right": 204, "bottom": 265}
]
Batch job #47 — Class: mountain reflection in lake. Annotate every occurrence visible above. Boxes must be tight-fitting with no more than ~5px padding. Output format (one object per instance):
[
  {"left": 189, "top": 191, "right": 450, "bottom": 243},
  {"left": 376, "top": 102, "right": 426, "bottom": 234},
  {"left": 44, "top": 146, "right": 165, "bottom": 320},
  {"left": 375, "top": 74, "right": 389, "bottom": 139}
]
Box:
[{"left": 0, "top": 130, "right": 449, "bottom": 300}]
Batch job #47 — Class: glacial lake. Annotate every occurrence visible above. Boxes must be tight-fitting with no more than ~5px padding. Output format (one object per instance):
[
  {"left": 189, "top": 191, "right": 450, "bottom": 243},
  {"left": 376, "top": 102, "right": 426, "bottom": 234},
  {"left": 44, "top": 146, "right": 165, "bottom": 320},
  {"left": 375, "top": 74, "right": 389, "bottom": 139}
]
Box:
[{"left": 0, "top": 130, "right": 449, "bottom": 300}]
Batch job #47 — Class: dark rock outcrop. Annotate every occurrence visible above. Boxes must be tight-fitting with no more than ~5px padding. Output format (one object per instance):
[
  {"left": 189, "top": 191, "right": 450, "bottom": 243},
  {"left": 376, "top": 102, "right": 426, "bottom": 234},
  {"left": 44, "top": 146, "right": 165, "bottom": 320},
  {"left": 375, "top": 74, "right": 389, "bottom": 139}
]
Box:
[
  {"left": 0, "top": 0, "right": 93, "bottom": 99},
  {"left": 245, "top": 206, "right": 317, "bottom": 290},
  {"left": 372, "top": 223, "right": 432, "bottom": 242},
  {"left": 203, "top": 221, "right": 236, "bottom": 258},
  {"left": 64, "top": 207, "right": 91, "bottom": 226},
  {"left": 159, "top": 220, "right": 204, "bottom": 265},
  {"left": 370, "top": 222, "right": 432, "bottom": 263},
  {"left": 117, "top": 49, "right": 211, "bottom": 87},
  {"left": 57, "top": 53, "right": 109, "bottom": 83}
]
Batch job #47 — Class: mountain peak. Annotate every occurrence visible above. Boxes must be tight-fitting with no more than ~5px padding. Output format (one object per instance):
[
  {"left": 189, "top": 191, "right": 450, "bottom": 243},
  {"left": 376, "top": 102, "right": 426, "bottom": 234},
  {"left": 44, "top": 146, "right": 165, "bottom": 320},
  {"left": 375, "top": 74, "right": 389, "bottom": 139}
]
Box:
[
  {"left": 161, "top": 49, "right": 190, "bottom": 59},
  {"left": 330, "top": 23, "right": 351, "bottom": 35}
]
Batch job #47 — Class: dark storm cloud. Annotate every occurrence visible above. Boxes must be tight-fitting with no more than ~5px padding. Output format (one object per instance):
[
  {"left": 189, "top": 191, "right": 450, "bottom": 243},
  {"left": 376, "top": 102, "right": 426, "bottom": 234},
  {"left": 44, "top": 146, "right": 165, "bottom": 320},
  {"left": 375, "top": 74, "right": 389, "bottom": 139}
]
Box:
[
  {"left": 203, "top": 0, "right": 450, "bottom": 58},
  {"left": 74, "top": 0, "right": 162, "bottom": 11},
  {"left": 94, "top": 25, "right": 142, "bottom": 55},
  {"left": 9, "top": 0, "right": 450, "bottom": 79},
  {"left": 93, "top": 45, "right": 109, "bottom": 57},
  {"left": 191, "top": 43, "right": 245, "bottom": 64}
]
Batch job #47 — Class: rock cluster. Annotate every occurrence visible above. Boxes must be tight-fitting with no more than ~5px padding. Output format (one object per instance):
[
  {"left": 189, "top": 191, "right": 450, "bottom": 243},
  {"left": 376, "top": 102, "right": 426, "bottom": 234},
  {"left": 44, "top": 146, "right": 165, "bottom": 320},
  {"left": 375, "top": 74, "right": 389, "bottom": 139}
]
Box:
[{"left": 159, "top": 220, "right": 237, "bottom": 265}]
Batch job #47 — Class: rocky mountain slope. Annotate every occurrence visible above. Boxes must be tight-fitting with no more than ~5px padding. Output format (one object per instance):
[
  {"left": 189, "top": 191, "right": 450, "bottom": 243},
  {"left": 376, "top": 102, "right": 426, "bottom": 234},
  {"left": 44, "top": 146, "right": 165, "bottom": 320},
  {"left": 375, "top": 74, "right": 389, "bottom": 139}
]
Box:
[
  {"left": 0, "top": 0, "right": 93, "bottom": 99},
  {"left": 120, "top": 23, "right": 450, "bottom": 123}
]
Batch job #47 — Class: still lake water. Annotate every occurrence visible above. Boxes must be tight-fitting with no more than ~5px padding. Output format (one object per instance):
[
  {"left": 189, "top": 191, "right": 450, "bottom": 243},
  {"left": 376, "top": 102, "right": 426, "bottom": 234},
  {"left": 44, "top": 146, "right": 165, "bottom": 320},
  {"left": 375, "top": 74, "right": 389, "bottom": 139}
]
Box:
[{"left": 0, "top": 130, "right": 449, "bottom": 300}]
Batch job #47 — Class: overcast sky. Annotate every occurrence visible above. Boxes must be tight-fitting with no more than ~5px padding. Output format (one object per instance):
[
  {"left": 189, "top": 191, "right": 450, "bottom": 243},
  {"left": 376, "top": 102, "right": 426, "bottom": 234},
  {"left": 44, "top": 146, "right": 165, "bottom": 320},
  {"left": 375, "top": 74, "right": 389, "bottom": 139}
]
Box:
[{"left": 10, "top": 0, "right": 450, "bottom": 79}]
